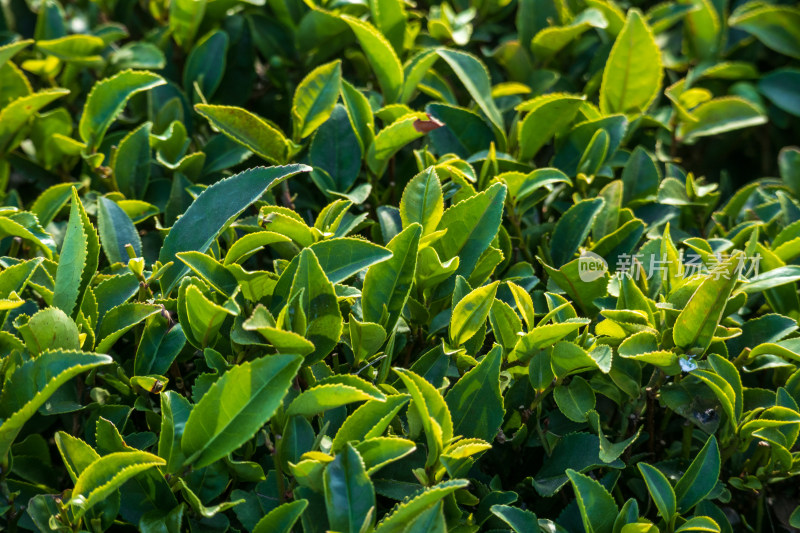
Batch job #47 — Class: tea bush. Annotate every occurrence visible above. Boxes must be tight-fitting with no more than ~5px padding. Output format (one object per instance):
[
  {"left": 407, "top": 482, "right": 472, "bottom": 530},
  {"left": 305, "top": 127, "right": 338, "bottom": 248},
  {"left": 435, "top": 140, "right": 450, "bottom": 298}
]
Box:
[{"left": 1, "top": 0, "right": 800, "bottom": 530}]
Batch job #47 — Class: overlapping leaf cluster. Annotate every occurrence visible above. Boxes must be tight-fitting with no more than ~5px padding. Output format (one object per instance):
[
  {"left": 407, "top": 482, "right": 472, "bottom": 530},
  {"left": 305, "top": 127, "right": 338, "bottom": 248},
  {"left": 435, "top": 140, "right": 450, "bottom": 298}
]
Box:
[{"left": 1, "top": 0, "right": 800, "bottom": 531}]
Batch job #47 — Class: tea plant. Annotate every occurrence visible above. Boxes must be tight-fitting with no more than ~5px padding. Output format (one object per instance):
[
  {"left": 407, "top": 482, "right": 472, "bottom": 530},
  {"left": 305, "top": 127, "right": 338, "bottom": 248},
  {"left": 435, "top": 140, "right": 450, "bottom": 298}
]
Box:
[{"left": 0, "top": 0, "right": 800, "bottom": 531}]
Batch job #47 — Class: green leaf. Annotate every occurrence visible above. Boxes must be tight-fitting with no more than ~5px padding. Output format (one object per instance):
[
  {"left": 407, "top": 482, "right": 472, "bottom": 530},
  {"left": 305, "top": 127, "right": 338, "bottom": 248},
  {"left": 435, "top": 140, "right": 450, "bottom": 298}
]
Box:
[
  {"left": 195, "top": 104, "right": 291, "bottom": 164},
  {"left": 16, "top": 307, "right": 80, "bottom": 355},
  {"left": 37, "top": 34, "right": 105, "bottom": 60},
  {"left": 69, "top": 451, "right": 166, "bottom": 518},
  {"left": 553, "top": 375, "right": 596, "bottom": 422},
  {"left": 395, "top": 368, "right": 453, "bottom": 467},
  {"left": 355, "top": 437, "right": 416, "bottom": 474},
  {"left": 638, "top": 463, "right": 677, "bottom": 522},
  {"left": 308, "top": 237, "right": 393, "bottom": 284},
  {"left": 341, "top": 79, "right": 375, "bottom": 151},
  {"left": 310, "top": 104, "right": 362, "bottom": 194},
  {"left": 332, "top": 395, "right": 410, "bottom": 452},
  {"left": 683, "top": 0, "right": 721, "bottom": 60},
  {"left": 369, "top": 0, "right": 406, "bottom": 53},
  {"left": 0, "top": 88, "right": 69, "bottom": 155},
  {"left": 550, "top": 198, "right": 605, "bottom": 267},
  {"left": 367, "top": 112, "right": 430, "bottom": 176},
  {"left": 30, "top": 183, "right": 76, "bottom": 228},
  {"left": 674, "top": 435, "right": 720, "bottom": 512},
  {"left": 491, "top": 505, "right": 538, "bottom": 533},
  {"left": 53, "top": 189, "right": 99, "bottom": 319},
  {"left": 434, "top": 182, "right": 507, "bottom": 288},
  {"left": 181, "top": 353, "right": 302, "bottom": 468},
  {"left": 673, "top": 252, "right": 742, "bottom": 354},
  {"left": 531, "top": 9, "right": 608, "bottom": 60},
  {"left": 293, "top": 60, "right": 342, "bottom": 140},
  {"left": 400, "top": 168, "right": 444, "bottom": 235},
  {"left": 675, "top": 516, "right": 721, "bottom": 532},
  {"left": 158, "top": 390, "right": 192, "bottom": 474},
  {"left": 79, "top": 70, "right": 165, "bottom": 151},
  {"left": 287, "top": 382, "right": 385, "bottom": 417},
  {"left": 677, "top": 97, "right": 767, "bottom": 143},
  {"left": 177, "top": 251, "right": 239, "bottom": 296},
  {"left": 287, "top": 248, "right": 344, "bottom": 363},
  {"left": 758, "top": 68, "right": 800, "bottom": 117},
  {"left": 158, "top": 164, "right": 310, "bottom": 294},
  {"left": 729, "top": 4, "right": 800, "bottom": 59},
  {"left": 600, "top": 10, "right": 662, "bottom": 115},
  {"left": 253, "top": 500, "right": 309, "bottom": 533},
  {"left": 0, "top": 39, "right": 33, "bottom": 69},
  {"left": 449, "top": 281, "right": 499, "bottom": 346},
  {"left": 0, "top": 350, "right": 111, "bottom": 459},
  {"left": 401, "top": 48, "right": 441, "bottom": 104},
  {"left": 790, "top": 505, "right": 800, "bottom": 528},
  {"left": 97, "top": 196, "right": 142, "bottom": 264},
  {"left": 324, "top": 443, "right": 375, "bottom": 533},
  {"left": 374, "top": 480, "right": 469, "bottom": 533},
  {"left": 437, "top": 49, "right": 504, "bottom": 142},
  {"left": 55, "top": 432, "right": 100, "bottom": 483},
  {"left": 445, "top": 345, "right": 504, "bottom": 441},
  {"left": 134, "top": 315, "right": 186, "bottom": 376},
  {"left": 362, "top": 223, "right": 422, "bottom": 331},
  {"left": 183, "top": 30, "right": 228, "bottom": 100},
  {"left": 96, "top": 302, "right": 161, "bottom": 353},
  {"left": 169, "top": 0, "right": 207, "bottom": 47},
  {"left": 111, "top": 122, "right": 152, "bottom": 199},
  {"left": 341, "top": 16, "right": 403, "bottom": 104},
  {"left": 567, "top": 469, "right": 619, "bottom": 533},
  {"left": 517, "top": 93, "right": 585, "bottom": 160}
]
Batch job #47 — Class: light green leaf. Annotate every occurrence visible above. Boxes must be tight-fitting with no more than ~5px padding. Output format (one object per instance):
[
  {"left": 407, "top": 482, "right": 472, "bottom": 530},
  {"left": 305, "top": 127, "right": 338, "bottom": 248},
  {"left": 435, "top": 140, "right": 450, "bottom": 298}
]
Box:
[
  {"left": 374, "top": 480, "right": 469, "bottom": 533},
  {"left": 673, "top": 252, "right": 742, "bottom": 354},
  {"left": 341, "top": 16, "right": 403, "bottom": 104},
  {"left": 293, "top": 60, "right": 342, "bottom": 140},
  {"left": 79, "top": 70, "right": 165, "bottom": 151},
  {"left": 0, "top": 88, "right": 69, "bottom": 155},
  {"left": 517, "top": 93, "right": 585, "bottom": 160},
  {"left": 195, "top": 104, "right": 290, "bottom": 164},
  {"left": 53, "top": 189, "right": 99, "bottom": 319},
  {"left": 288, "top": 248, "right": 344, "bottom": 363},
  {"left": 395, "top": 368, "right": 453, "bottom": 467},
  {"left": 287, "top": 382, "right": 385, "bottom": 418},
  {"left": 308, "top": 237, "right": 392, "bottom": 284},
  {"left": 69, "top": 451, "right": 166, "bottom": 518},
  {"left": 367, "top": 112, "right": 430, "bottom": 176},
  {"left": 449, "top": 281, "right": 499, "bottom": 346},
  {"left": 181, "top": 353, "right": 302, "bottom": 468},
  {"left": 253, "top": 500, "right": 309, "bottom": 533},
  {"left": 434, "top": 182, "right": 507, "bottom": 289},
  {"left": 332, "top": 395, "right": 410, "bottom": 452},
  {"left": 0, "top": 350, "right": 111, "bottom": 460},
  {"left": 600, "top": 9, "right": 663, "bottom": 115},
  {"left": 400, "top": 168, "right": 444, "bottom": 235}
]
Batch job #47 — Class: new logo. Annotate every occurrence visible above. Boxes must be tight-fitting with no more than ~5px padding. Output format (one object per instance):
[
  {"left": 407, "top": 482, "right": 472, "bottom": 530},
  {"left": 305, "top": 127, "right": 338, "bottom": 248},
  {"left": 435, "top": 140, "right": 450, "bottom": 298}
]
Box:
[{"left": 578, "top": 251, "right": 608, "bottom": 282}]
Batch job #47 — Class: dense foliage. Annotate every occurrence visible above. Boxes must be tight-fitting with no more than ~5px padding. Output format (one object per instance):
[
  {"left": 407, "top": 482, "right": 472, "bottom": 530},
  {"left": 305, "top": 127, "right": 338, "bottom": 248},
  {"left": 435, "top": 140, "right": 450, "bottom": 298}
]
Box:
[{"left": 1, "top": 0, "right": 800, "bottom": 531}]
